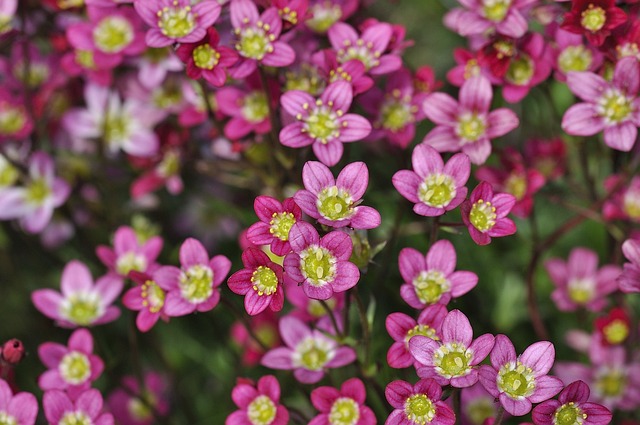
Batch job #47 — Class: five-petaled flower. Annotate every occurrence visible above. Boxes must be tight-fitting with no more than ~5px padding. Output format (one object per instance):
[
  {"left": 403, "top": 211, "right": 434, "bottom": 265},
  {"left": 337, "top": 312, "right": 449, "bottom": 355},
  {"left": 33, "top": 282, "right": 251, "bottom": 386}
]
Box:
[
  {"left": 461, "top": 181, "right": 517, "bottom": 245},
  {"left": 385, "top": 378, "right": 456, "bottom": 425},
  {"left": 246, "top": 196, "right": 302, "bottom": 256},
  {"left": 309, "top": 378, "right": 376, "bottom": 425},
  {"left": 227, "top": 375, "right": 289, "bottom": 425}
]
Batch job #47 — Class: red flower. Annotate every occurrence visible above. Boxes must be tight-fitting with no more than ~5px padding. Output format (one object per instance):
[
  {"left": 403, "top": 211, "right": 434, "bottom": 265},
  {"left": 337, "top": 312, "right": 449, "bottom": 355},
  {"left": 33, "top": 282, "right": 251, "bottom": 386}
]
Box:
[{"left": 561, "top": 0, "right": 627, "bottom": 47}]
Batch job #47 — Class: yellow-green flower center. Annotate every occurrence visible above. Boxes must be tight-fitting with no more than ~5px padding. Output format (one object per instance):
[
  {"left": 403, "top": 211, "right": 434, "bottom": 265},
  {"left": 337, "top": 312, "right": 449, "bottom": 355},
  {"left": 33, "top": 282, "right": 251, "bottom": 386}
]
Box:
[
  {"left": 317, "top": 186, "right": 354, "bottom": 221},
  {"left": 482, "top": 0, "right": 512, "bottom": 22},
  {"left": 180, "top": 264, "right": 214, "bottom": 303},
  {"left": 380, "top": 97, "right": 414, "bottom": 131},
  {"left": 504, "top": 173, "right": 527, "bottom": 201},
  {"left": 0, "top": 412, "right": 17, "bottom": 425},
  {"left": 603, "top": 319, "right": 629, "bottom": 344},
  {"left": 306, "top": 3, "right": 342, "bottom": 33},
  {"left": 127, "top": 390, "right": 157, "bottom": 422},
  {"left": 405, "top": 324, "right": 439, "bottom": 346},
  {"left": 236, "top": 25, "right": 272, "bottom": 60},
  {"left": 0, "top": 156, "right": 18, "bottom": 187},
  {"left": 623, "top": 188, "right": 640, "bottom": 220},
  {"left": 251, "top": 265, "right": 279, "bottom": 296},
  {"left": 13, "top": 61, "right": 50, "bottom": 88},
  {"left": 193, "top": 44, "right": 220, "bottom": 70},
  {"left": 308, "top": 298, "right": 336, "bottom": 317},
  {"left": 412, "top": 270, "right": 450, "bottom": 305},
  {"left": 300, "top": 245, "right": 337, "bottom": 286},
  {"left": 558, "top": 46, "right": 593, "bottom": 74},
  {"left": 457, "top": 113, "right": 486, "bottom": 143},
  {"left": 598, "top": 89, "right": 632, "bottom": 124},
  {"left": 0, "top": 104, "right": 27, "bottom": 136},
  {"left": 76, "top": 50, "right": 96, "bottom": 69},
  {"left": 469, "top": 199, "right": 497, "bottom": 232},
  {"left": 581, "top": 5, "right": 606, "bottom": 32},
  {"left": 505, "top": 55, "right": 534, "bottom": 86},
  {"left": 404, "top": 394, "right": 436, "bottom": 425},
  {"left": 59, "top": 411, "right": 92, "bottom": 425},
  {"left": 158, "top": 6, "right": 196, "bottom": 39},
  {"left": 497, "top": 361, "right": 535, "bottom": 399},
  {"left": 247, "top": 395, "right": 277, "bottom": 425},
  {"left": 269, "top": 212, "right": 296, "bottom": 241},
  {"left": 141, "top": 280, "right": 165, "bottom": 313},
  {"left": 104, "top": 112, "right": 131, "bottom": 144},
  {"left": 157, "top": 150, "right": 180, "bottom": 178},
  {"left": 295, "top": 337, "right": 332, "bottom": 370},
  {"left": 567, "top": 278, "right": 595, "bottom": 305},
  {"left": 59, "top": 351, "right": 91, "bottom": 385},
  {"left": 26, "top": 178, "right": 51, "bottom": 205},
  {"left": 93, "top": 16, "right": 134, "bottom": 53},
  {"left": 433, "top": 342, "right": 472, "bottom": 378},
  {"left": 554, "top": 402, "right": 586, "bottom": 425},
  {"left": 338, "top": 40, "right": 380, "bottom": 70},
  {"left": 466, "top": 398, "right": 495, "bottom": 425},
  {"left": 418, "top": 173, "right": 457, "bottom": 208},
  {"left": 60, "top": 292, "right": 102, "bottom": 326},
  {"left": 329, "top": 397, "right": 360, "bottom": 425},
  {"left": 305, "top": 107, "right": 340, "bottom": 143},
  {"left": 116, "top": 251, "right": 147, "bottom": 276},
  {"left": 594, "top": 368, "right": 626, "bottom": 398},
  {"left": 241, "top": 92, "right": 269, "bottom": 124}
]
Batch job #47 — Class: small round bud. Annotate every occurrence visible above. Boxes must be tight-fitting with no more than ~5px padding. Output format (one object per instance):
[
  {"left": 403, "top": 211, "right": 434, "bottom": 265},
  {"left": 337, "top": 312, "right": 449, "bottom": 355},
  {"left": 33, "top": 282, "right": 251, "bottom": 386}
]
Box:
[{"left": 1, "top": 339, "right": 25, "bottom": 365}]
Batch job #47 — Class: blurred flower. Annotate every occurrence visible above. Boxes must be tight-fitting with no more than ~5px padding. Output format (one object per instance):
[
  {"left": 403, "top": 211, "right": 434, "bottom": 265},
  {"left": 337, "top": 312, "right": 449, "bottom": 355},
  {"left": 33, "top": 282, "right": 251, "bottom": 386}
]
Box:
[
  {"left": 619, "top": 238, "right": 640, "bottom": 293},
  {"left": 603, "top": 175, "right": 640, "bottom": 223},
  {"left": 246, "top": 196, "right": 302, "bottom": 256},
  {"left": 523, "top": 138, "right": 566, "bottom": 181},
  {"left": 284, "top": 278, "right": 345, "bottom": 323},
  {"left": 443, "top": 0, "right": 534, "bottom": 39},
  {"left": 0, "top": 0, "right": 17, "bottom": 35},
  {"left": 230, "top": 310, "right": 280, "bottom": 366},
  {"left": 0, "top": 378, "right": 38, "bottom": 425},
  {"left": 560, "top": 0, "right": 626, "bottom": 47},
  {"left": 458, "top": 383, "right": 504, "bottom": 425},
  {"left": 385, "top": 378, "right": 455, "bottom": 425},
  {"left": 305, "top": 0, "right": 358, "bottom": 33},
  {"left": 43, "top": 389, "right": 114, "bottom": 425},
  {"left": 96, "top": 225, "right": 163, "bottom": 281},
  {"left": 461, "top": 181, "right": 517, "bottom": 245},
  {"left": 551, "top": 26, "right": 603, "bottom": 81},
  {"left": 309, "top": 378, "right": 376, "bottom": 425},
  {"left": 227, "top": 375, "right": 289, "bottom": 425},
  {"left": 595, "top": 307, "right": 631, "bottom": 346},
  {"left": 107, "top": 372, "right": 169, "bottom": 425}
]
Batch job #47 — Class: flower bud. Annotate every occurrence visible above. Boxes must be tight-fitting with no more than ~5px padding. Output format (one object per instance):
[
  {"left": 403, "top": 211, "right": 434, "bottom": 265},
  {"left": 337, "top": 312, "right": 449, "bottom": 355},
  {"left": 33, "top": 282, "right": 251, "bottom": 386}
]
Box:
[{"left": 1, "top": 339, "right": 25, "bottom": 365}]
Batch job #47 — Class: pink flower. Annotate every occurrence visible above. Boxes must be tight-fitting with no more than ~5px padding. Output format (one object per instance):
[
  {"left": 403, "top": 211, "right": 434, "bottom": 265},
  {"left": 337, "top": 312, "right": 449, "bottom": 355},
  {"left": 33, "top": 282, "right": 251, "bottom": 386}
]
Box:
[
  {"left": 386, "top": 304, "right": 447, "bottom": 369},
  {"left": 0, "top": 151, "right": 70, "bottom": 233},
  {"left": 154, "top": 238, "right": 231, "bottom": 315},
  {"left": 443, "top": 0, "right": 535, "bottom": 39},
  {"left": 479, "top": 335, "right": 564, "bottom": 416},
  {"left": 279, "top": 81, "right": 372, "bottom": 166},
  {"left": 294, "top": 161, "right": 381, "bottom": 229},
  {"left": 422, "top": 76, "right": 519, "bottom": 165},
  {"left": 0, "top": 89, "right": 32, "bottom": 142},
  {"left": 284, "top": 278, "right": 345, "bottom": 323},
  {"left": 619, "top": 238, "right": 640, "bottom": 293},
  {"left": 385, "top": 378, "right": 455, "bottom": 425},
  {"left": 398, "top": 240, "right": 478, "bottom": 309},
  {"left": 312, "top": 51, "right": 374, "bottom": 95},
  {"left": 107, "top": 372, "right": 169, "bottom": 425},
  {"left": 309, "top": 378, "right": 376, "bottom": 425},
  {"left": 261, "top": 315, "right": 356, "bottom": 384},
  {"left": 175, "top": 27, "right": 238, "bottom": 87},
  {"left": 96, "top": 226, "right": 163, "bottom": 281},
  {"left": 305, "top": 0, "right": 358, "bottom": 33},
  {"left": 283, "top": 222, "right": 360, "bottom": 300},
  {"left": 551, "top": 27, "right": 603, "bottom": 81},
  {"left": 458, "top": 383, "right": 504, "bottom": 425},
  {"left": 603, "top": 175, "right": 640, "bottom": 222},
  {"left": 228, "top": 247, "right": 286, "bottom": 315},
  {"left": 0, "top": 378, "right": 38, "bottom": 425},
  {"left": 227, "top": 375, "right": 289, "bottom": 425},
  {"left": 122, "top": 270, "right": 171, "bottom": 332},
  {"left": 43, "top": 389, "right": 114, "bottom": 425},
  {"left": 544, "top": 247, "right": 621, "bottom": 311},
  {"left": 392, "top": 144, "right": 470, "bottom": 217},
  {"left": 228, "top": 0, "right": 295, "bottom": 79},
  {"left": 246, "top": 196, "right": 302, "bottom": 256},
  {"left": 38, "top": 329, "right": 104, "bottom": 397},
  {"left": 409, "top": 309, "right": 495, "bottom": 388},
  {"left": 562, "top": 57, "right": 640, "bottom": 152},
  {"left": 230, "top": 310, "right": 281, "bottom": 366},
  {"left": 532, "top": 380, "right": 612, "bottom": 425},
  {"left": 461, "top": 181, "right": 517, "bottom": 245},
  {"left": 133, "top": 0, "right": 221, "bottom": 47},
  {"left": 32, "top": 260, "right": 123, "bottom": 328}
]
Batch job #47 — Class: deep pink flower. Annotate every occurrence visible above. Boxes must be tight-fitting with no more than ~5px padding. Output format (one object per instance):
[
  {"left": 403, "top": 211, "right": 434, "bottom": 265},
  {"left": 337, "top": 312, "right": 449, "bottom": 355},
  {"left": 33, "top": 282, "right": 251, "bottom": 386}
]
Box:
[
  {"left": 43, "top": 389, "right": 114, "bottom": 425},
  {"left": 0, "top": 89, "right": 33, "bottom": 142},
  {"left": 32, "top": 260, "right": 123, "bottom": 328},
  {"left": 603, "top": 175, "right": 640, "bottom": 222},
  {"left": 107, "top": 372, "right": 169, "bottom": 425},
  {"left": 228, "top": 248, "right": 286, "bottom": 316},
  {"left": 532, "top": 380, "right": 612, "bottom": 425},
  {"left": 523, "top": 137, "right": 567, "bottom": 181},
  {"left": 562, "top": 57, "right": 640, "bottom": 152},
  {"left": 230, "top": 310, "right": 281, "bottom": 366},
  {"left": 261, "top": 315, "right": 356, "bottom": 383},
  {"left": 398, "top": 240, "right": 478, "bottom": 309},
  {"left": 393, "top": 144, "right": 470, "bottom": 217},
  {"left": 227, "top": 375, "right": 288, "bottom": 425},
  {"left": 619, "top": 238, "right": 640, "bottom": 292},
  {"left": 443, "top": 0, "right": 535, "bottom": 39},
  {"left": 153, "top": 238, "right": 231, "bottom": 315},
  {"left": 294, "top": 161, "right": 381, "bottom": 229},
  {"left": 386, "top": 304, "right": 447, "bottom": 369},
  {"left": 228, "top": 0, "right": 295, "bottom": 79},
  {"left": 479, "top": 335, "right": 564, "bottom": 416},
  {"left": 409, "top": 309, "right": 495, "bottom": 388},
  {"left": 312, "top": 50, "right": 374, "bottom": 95},
  {"left": 385, "top": 378, "right": 455, "bottom": 425},
  {"left": 309, "top": 378, "right": 376, "bottom": 425},
  {"left": 122, "top": 270, "right": 171, "bottom": 332},
  {"left": 279, "top": 81, "right": 372, "bottom": 166},
  {"left": 246, "top": 196, "right": 302, "bottom": 256},
  {"left": 283, "top": 221, "right": 359, "bottom": 300},
  {"left": 560, "top": 0, "right": 626, "bottom": 47},
  {"left": 0, "top": 378, "right": 38, "bottom": 425},
  {"left": 422, "top": 76, "right": 519, "bottom": 165},
  {"left": 446, "top": 48, "right": 489, "bottom": 87},
  {"left": 544, "top": 247, "right": 621, "bottom": 311},
  {"left": 134, "top": 0, "right": 221, "bottom": 47},
  {"left": 38, "top": 329, "right": 104, "bottom": 397},
  {"left": 461, "top": 181, "right": 517, "bottom": 245},
  {"left": 96, "top": 226, "right": 163, "bottom": 281}
]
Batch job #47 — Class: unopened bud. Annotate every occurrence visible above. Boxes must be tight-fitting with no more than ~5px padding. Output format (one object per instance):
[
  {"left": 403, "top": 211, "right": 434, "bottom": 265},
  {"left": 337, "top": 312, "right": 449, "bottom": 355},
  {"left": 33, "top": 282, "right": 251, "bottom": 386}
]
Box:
[{"left": 1, "top": 339, "right": 25, "bottom": 365}]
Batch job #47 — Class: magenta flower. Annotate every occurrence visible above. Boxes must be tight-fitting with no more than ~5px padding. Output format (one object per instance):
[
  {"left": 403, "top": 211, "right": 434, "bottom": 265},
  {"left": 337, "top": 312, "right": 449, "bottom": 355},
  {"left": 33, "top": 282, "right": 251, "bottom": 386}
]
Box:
[
  {"left": 544, "top": 247, "right": 621, "bottom": 311},
  {"left": 175, "top": 27, "right": 239, "bottom": 87},
  {"left": 227, "top": 375, "right": 288, "bottom": 425},
  {"left": 312, "top": 51, "right": 374, "bottom": 95},
  {"left": 386, "top": 304, "right": 447, "bottom": 369},
  {"left": 133, "top": 0, "right": 221, "bottom": 48},
  {"left": 562, "top": 57, "right": 640, "bottom": 152},
  {"left": 552, "top": 27, "right": 603, "bottom": 82},
  {"left": 603, "top": 175, "right": 640, "bottom": 222},
  {"left": 122, "top": 270, "right": 171, "bottom": 332},
  {"left": 246, "top": 196, "right": 302, "bottom": 256},
  {"left": 216, "top": 74, "right": 273, "bottom": 140},
  {"left": 309, "top": 378, "right": 376, "bottom": 425},
  {"left": 284, "top": 278, "right": 345, "bottom": 323},
  {"left": 32, "top": 260, "right": 123, "bottom": 328},
  {"left": 0, "top": 378, "right": 38, "bottom": 425},
  {"left": 422, "top": 75, "right": 519, "bottom": 165},
  {"left": 461, "top": 181, "right": 517, "bottom": 245},
  {"left": 479, "top": 335, "right": 564, "bottom": 416},
  {"left": 305, "top": 0, "right": 358, "bottom": 33},
  {"left": 96, "top": 225, "right": 163, "bottom": 281},
  {"left": 393, "top": 144, "right": 470, "bottom": 217},
  {"left": 398, "top": 240, "right": 479, "bottom": 309},
  {"left": 409, "top": 309, "right": 495, "bottom": 388},
  {"left": 459, "top": 383, "right": 504, "bottom": 425},
  {"left": 38, "top": 329, "right": 104, "bottom": 397},
  {"left": 261, "top": 315, "right": 356, "bottom": 384},
  {"left": 294, "top": 161, "right": 381, "bottom": 229},
  {"left": 619, "top": 238, "right": 640, "bottom": 293},
  {"left": 443, "top": 0, "right": 534, "bottom": 39},
  {"left": 283, "top": 222, "right": 359, "bottom": 300},
  {"left": 154, "top": 238, "right": 231, "bottom": 315},
  {"left": 0, "top": 151, "right": 70, "bottom": 233},
  {"left": 228, "top": 248, "right": 286, "bottom": 316},
  {"left": 43, "top": 389, "right": 114, "bottom": 425},
  {"left": 532, "top": 380, "right": 612, "bottom": 425},
  {"left": 107, "top": 372, "right": 169, "bottom": 425},
  {"left": 0, "top": 90, "right": 32, "bottom": 142},
  {"left": 228, "top": 0, "right": 295, "bottom": 79},
  {"left": 385, "top": 378, "right": 456, "bottom": 425},
  {"left": 280, "top": 81, "right": 372, "bottom": 166}
]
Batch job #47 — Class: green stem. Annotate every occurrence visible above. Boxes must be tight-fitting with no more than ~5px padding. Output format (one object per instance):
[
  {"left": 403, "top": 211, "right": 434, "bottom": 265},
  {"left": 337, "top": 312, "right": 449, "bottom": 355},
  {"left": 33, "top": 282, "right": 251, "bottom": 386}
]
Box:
[
  {"left": 452, "top": 387, "right": 461, "bottom": 425},
  {"left": 493, "top": 406, "right": 505, "bottom": 425},
  {"left": 353, "top": 291, "right": 371, "bottom": 369},
  {"left": 320, "top": 299, "right": 342, "bottom": 338}
]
